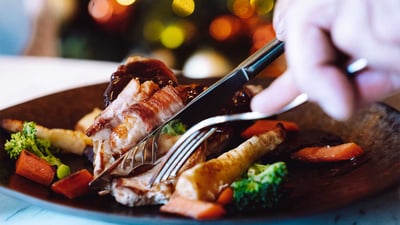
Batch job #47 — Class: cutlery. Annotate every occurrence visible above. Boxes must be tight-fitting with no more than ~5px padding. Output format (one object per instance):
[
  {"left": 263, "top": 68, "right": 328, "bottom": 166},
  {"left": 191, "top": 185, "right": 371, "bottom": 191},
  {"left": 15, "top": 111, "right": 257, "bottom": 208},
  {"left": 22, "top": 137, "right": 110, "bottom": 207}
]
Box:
[{"left": 89, "top": 38, "right": 285, "bottom": 188}]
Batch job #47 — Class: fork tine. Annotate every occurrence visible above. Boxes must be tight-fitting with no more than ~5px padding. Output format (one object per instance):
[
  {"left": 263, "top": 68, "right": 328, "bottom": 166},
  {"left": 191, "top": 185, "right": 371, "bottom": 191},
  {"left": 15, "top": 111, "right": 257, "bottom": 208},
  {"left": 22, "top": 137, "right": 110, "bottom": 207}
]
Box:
[
  {"left": 149, "top": 130, "right": 203, "bottom": 185},
  {"left": 168, "top": 128, "right": 217, "bottom": 178},
  {"left": 163, "top": 128, "right": 217, "bottom": 180},
  {"left": 148, "top": 128, "right": 217, "bottom": 186},
  {"left": 157, "top": 131, "right": 202, "bottom": 181}
]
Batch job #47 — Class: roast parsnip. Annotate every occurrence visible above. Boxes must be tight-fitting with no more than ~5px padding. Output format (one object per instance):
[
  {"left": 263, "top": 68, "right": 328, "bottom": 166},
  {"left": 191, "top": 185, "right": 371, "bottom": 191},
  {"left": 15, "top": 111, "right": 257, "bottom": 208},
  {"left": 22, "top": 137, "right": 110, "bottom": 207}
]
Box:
[{"left": 174, "top": 125, "right": 286, "bottom": 201}]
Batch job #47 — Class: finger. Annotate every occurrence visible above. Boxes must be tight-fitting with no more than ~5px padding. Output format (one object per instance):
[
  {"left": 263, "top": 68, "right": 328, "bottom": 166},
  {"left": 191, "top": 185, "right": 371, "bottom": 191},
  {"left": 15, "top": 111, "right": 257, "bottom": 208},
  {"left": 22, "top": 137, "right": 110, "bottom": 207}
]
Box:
[
  {"left": 250, "top": 70, "right": 301, "bottom": 113},
  {"left": 285, "top": 0, "right": 357, "bottom": 120},
  {"left": 370, "top": 0, "right": 400, "bottom": 45},
  {"left": 353, "top": 69, "right": 400, "bottom": 105},
  {"left": 332, "top": 0, "right": 400, "bottom": 73},
  {"left": 272, "top": 0, "right": 291, "bottom": 40}
]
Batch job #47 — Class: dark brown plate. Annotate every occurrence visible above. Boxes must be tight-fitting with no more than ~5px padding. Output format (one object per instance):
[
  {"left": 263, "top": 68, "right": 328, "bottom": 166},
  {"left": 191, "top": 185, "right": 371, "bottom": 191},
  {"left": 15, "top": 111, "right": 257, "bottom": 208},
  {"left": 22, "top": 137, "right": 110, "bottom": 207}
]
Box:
[{"left": 0, "top": 81, "right": 399, "bottom": 224}]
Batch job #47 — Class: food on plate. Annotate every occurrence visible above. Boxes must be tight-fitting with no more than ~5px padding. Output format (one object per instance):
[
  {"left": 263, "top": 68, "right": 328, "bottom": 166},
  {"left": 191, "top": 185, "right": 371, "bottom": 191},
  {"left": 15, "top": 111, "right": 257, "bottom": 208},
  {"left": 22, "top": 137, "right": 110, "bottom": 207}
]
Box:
[
  {"left": 240, "top": 119, "right": 299, "bottom": 138},
  {"left": 85, "top": 56, "right": 261, "bottom": 207},
  {"left": 74, "top": 107, "right": 102, "bottom": 133},
  {"left": 2, "top": 119, "right": 92, "bottom": 156},
  {"left": 0, "top": 55, "right": 369, "bottom": 220},
  {"left": 103, "top": 56, "right": 179, "bottom": 107},
  {"left": 15, "top": 150, "right": 55, "bottom": 186},
  {"left": 106, "top": 117, "right": 235, "bottom": 206},
  {"left": 51, "top": 169, "right": 94, "bottom": 199},
  {"left": 174, "top": 125, "right": 286, "bottom": 202},
  {"left": 82, "top": 56, "right": 364, "bottom": 216},
  {"left": 160, "top": 195, "right": 227, "bottom": 220},
  {"left": 291, "top": 142, "right": 364, "bottom": 163},
  {"left": 85, "top": 57, "right": 207, "bottom": 178},
  {"left": 216, "top": 186, "right": 234, "bottom": 205},
  {"left": 161, "top": 161, "right": 288, "bottom": 220},
  {"left": 230, "top": 161, "right": 287, "bottom": 210},
  {"left": 3, "top": 121, "right": 71, "bottom": 179}
]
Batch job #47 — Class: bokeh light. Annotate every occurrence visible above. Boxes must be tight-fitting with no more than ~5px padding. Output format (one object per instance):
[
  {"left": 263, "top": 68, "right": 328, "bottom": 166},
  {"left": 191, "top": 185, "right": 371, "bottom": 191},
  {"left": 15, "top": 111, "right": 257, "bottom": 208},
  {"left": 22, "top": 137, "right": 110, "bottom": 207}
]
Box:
[
  {"left": 230, "top": 0, "right": 255, "bottom": 19},
  {"left": 116, "top": 0, "right": 136, "bottom": 6},
  {"left": 172, "top": 0, "right": 195, "bottom": 17},
  {"left": 251, "top": 23, "right": 275, "bottom": 52},
  {"left": 209, "top": 15, "right": 241, "bottom": 41},
  {"left": 250, "top": 0, "right": 274, "bottom": 15},
  {"left": 112, "top": 1, "right": 129, "bottom": 15},
  {"left": 183, "top": 49, "right": 232, "bottom": 78},
  {"left": 160, "top": 24, "right": 185, "bottom": 49},
  {"left": 79, "top": 1, "right": 276, "bottom": 64},
  {"left": 88, "top": 0, "right": 113, "bottom": 23}
]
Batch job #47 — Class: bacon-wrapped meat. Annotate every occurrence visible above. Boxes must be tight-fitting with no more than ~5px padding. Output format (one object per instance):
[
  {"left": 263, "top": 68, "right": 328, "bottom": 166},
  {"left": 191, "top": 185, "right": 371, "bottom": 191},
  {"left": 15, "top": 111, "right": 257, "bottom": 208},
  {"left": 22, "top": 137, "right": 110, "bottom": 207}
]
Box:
[{"left": 87, "top": 56, "right": 262, "bottom": 207}]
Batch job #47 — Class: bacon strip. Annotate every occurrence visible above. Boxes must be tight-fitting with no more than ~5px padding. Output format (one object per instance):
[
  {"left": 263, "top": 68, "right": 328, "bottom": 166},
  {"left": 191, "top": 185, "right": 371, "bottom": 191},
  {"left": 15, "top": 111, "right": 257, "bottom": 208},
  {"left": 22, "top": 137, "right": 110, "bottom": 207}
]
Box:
[
  {"left": 110, "top": 85, "right": 187, "bottom": 154},
  {"left": 86, "top": 79, "right": 159, "bottom": 138},
  {"left": 91, "top": 85, "right": 187, "bottom": 176}
]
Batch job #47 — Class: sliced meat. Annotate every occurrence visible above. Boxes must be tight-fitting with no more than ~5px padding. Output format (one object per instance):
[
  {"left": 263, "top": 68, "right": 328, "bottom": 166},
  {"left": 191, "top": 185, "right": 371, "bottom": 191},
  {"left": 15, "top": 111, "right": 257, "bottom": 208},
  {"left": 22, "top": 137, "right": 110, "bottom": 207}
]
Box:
[
  {"left": 87, "top": 79, "right": 159, "bottom": 138},
  {"left": 91, "top": 85, "right": 188, "bottom": 176},
  {"left": 104, "top": 56, "right": 178, "bottom": 106},
  {"left": 110, "top": 85, "right": 188, "bottom": 155},
  {"left": 111, "top": 163, "right": 174, "bottom": 206}
]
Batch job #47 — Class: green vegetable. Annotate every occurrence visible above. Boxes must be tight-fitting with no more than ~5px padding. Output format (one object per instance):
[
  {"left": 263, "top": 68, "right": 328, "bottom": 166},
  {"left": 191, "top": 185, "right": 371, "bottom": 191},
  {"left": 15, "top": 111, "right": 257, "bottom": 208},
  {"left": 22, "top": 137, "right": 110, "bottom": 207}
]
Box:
[
  {"left": 161, "top": 119, "right": 187, "bottom": 136},
  {"left": 4, "top": 121, "right": 71, "bottom": 179},
  {"left": 231, "top": 161, "right": 288, "bottom": 210}
]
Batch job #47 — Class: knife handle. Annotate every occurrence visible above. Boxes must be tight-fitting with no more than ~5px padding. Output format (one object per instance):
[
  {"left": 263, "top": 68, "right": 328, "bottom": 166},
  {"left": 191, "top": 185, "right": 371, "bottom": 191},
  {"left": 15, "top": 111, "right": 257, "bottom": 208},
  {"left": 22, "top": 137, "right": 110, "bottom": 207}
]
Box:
[{"left": 238, "top": 38, "right": 284, "bottom": 77}]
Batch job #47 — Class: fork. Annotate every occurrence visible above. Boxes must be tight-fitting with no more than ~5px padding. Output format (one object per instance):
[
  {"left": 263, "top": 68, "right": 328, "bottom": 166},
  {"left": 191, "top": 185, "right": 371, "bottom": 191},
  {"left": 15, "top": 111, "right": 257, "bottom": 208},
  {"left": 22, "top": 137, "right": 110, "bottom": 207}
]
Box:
[
  {"left": 148, "top": 58, "right": 369, "bottom": 186},
  {"left": 147, "top": 93, "right": 308, "bottom": 186}
]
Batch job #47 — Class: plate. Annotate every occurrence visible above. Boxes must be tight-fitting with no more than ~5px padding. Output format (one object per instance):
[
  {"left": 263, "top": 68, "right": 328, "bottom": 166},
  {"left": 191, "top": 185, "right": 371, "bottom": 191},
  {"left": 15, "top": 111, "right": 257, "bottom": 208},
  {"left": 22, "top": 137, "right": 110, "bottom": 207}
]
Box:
[{"left": 0, "top": 81, "right": 400, "bottom": 224}]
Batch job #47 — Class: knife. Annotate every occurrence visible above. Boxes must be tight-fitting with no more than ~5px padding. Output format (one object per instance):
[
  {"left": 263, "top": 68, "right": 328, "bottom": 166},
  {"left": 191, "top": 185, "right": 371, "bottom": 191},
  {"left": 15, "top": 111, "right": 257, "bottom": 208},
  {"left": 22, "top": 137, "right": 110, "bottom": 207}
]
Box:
[
  {"left": 89, "top": 39, "right": 284, "bottom": 188},
  {"left": 166, "top": 38, "right": 284, "bottom": 127}
]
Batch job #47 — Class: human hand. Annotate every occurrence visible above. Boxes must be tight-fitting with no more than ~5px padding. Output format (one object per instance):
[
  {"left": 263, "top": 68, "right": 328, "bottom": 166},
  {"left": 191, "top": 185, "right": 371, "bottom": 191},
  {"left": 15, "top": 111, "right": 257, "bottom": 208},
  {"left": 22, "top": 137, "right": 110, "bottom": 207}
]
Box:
[{"left": 251, "top": 0, "right": 400, "bottom": 120}]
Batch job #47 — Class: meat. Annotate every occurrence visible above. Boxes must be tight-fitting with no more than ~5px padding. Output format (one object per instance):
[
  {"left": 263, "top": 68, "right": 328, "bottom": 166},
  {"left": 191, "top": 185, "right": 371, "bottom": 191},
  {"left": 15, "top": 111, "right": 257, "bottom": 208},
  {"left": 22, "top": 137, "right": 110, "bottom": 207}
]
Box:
[
  {"left": 87, "top": 79, "right": 159, "bottom": 138},
  {"left": 86, "top": 56, "right": 261, "bottom": 207},
  {"left": 111, "top": 163, "right": 174, "bottom": 206},
  {"left": 86, "top": 57, "right": 192, "bottom": 177},
  {"left": 109, "top": 85, "right": 187, "bottom": 153},
  {"left": 103, "top": 56, "right": 178, "bottom": 106},
  {"left": 87, "top": 57, "right": 211, "bottom": 207},
  {"left": 90, "top": 84, "right": 188, "bottom": 176}
]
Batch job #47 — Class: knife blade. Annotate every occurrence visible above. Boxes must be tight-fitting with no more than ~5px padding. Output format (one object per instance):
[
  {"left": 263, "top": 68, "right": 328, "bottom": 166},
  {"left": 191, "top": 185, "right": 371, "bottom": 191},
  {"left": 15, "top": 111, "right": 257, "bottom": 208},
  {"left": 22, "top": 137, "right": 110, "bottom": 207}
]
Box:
[
  {"left": 165, "top": 39, "right": 284, "bottom": 127},
  {"left": 89, "top": 39, "right": 284, "bottom": 188}
]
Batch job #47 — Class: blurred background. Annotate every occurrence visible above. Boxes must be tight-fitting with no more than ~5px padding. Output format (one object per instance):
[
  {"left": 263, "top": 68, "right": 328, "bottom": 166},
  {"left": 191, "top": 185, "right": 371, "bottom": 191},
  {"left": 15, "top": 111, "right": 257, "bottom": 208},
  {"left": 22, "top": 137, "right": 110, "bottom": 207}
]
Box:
[{"left": 1, "top": 0, "right": 284, "bottom": 77}]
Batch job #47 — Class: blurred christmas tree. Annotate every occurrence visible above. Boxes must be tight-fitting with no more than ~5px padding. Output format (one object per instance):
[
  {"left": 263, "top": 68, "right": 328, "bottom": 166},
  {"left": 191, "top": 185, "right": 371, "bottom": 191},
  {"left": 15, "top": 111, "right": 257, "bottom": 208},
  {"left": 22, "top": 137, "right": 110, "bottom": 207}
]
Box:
[{"left": 60, "top": 0, "right": 276, "bottom": 74}]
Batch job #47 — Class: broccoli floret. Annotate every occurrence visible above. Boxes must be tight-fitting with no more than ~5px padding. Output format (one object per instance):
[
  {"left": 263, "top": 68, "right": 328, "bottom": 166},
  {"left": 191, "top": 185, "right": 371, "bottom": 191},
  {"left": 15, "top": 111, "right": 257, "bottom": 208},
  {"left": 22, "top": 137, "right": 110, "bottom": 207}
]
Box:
[
  {"left": 231, "top": 161, "right": 288, "bottom": 210},
  {"left": 161, "top": 119, "right": 187, "bottom": 136},
  {"left": 4, "top": 121, "right": 70, "bottom": 179}
]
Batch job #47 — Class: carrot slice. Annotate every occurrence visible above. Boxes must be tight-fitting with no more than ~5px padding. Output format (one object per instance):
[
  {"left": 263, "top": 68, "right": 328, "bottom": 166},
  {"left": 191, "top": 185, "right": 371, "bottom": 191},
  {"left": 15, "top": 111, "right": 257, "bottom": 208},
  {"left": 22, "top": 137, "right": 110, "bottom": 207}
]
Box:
[
  {"left": 291, "top": 142, "right": 364, "bottom": 163},
  {"left": 160, "top": 195, "right": 226, "bottom": 220},
  {"left": 241, "top": 120, "right": 299, "bottom": 138},
  {"left": 51, "top": 169, "right": 93, "bottom": 199},
  {"left": 216, "top": 187, "right": 234, "bottom": 205},
  {"left": 15, "top": 150, "right": 55, "bottom": 186}
]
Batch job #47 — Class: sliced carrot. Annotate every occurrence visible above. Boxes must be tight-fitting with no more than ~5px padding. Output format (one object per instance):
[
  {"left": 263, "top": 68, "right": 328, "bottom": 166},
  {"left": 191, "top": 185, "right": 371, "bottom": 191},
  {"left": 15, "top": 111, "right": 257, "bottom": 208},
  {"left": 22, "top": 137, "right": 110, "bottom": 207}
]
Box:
[
  {"left": 241, "top": 120, "right": 299, "bottom": 138},
  {"left": 160, "top": 195, "right": 226, "bottom": 220},
  {"left": 51, "top": 169, "right": 93, "bottom": 199},
  {"left": 15, "top": 150, "right": 55, "bottom": 186},
  {"left": 216, "top": 186, "right": 234, "bottom": 205},
  {"left": 291, "top": 142, "right": 364, "bottom": 163}
]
